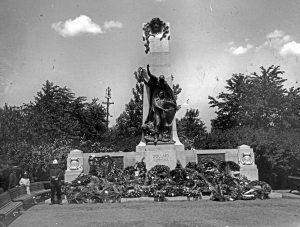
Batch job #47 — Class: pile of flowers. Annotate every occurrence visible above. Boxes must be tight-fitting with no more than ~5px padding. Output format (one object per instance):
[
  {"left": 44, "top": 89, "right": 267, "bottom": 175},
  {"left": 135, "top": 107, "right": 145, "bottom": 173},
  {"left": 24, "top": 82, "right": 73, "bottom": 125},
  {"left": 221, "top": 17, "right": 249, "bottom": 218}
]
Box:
[
  {"left": 62, "top": 157, "right": 272, "bottom": 203},
  {"left": 62, "top": 175, "right": 123, "bottom": 204}
]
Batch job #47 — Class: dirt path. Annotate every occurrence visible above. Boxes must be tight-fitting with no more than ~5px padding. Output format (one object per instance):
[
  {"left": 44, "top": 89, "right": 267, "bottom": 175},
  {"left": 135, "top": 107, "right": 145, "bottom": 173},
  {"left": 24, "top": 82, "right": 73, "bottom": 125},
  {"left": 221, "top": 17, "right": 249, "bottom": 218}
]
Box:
[{"left": 9, "top": 198, "right": 300, "bottom": 227}]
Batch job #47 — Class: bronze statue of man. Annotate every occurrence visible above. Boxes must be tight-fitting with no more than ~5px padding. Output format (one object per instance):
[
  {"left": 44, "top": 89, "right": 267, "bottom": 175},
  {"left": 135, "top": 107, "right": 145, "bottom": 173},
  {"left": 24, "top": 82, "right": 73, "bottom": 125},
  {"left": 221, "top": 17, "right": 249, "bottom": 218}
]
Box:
[
  {"left": 153, "top": 91, "right": 168, "bottom": 143},
  {"left": 139, "top": 65, "right": 177, "bottom": 144}
]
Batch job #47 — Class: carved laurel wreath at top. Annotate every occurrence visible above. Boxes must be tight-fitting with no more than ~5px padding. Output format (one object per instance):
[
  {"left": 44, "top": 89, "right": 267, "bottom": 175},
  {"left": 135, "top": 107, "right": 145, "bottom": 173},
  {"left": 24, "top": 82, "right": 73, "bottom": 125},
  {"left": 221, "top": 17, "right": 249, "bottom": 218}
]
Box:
[{"left": 143, "top": 19, "right": 170, "bottom": 54}]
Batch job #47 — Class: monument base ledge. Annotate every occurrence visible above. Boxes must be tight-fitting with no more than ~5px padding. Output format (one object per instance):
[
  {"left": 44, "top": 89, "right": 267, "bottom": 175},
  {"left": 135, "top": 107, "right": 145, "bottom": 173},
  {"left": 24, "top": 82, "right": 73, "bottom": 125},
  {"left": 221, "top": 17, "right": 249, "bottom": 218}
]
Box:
[
  {"left": 239, "top": 165, "right": 258, "bottom": 181},
  {"left": 65, "top": 169, "right": 83, "bottom": 183},
  {"left": 64, "top": 145, "right": 259, "bottom": 184}
]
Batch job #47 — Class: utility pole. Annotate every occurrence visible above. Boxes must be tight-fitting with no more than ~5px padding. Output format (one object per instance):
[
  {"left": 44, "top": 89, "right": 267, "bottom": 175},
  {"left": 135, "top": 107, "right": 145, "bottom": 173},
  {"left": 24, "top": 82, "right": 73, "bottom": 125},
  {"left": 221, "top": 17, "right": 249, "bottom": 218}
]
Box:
[{"left": 102, "top": 87, "right": 114, "bottom": 130}]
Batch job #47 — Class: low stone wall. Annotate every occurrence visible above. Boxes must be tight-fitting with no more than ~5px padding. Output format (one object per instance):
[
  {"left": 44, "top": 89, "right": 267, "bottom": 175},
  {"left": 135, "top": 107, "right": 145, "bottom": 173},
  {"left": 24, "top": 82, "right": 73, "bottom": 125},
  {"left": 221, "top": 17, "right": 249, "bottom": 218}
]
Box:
[{"left": 64, "top": 145, "right": 258, "bottom": 183}]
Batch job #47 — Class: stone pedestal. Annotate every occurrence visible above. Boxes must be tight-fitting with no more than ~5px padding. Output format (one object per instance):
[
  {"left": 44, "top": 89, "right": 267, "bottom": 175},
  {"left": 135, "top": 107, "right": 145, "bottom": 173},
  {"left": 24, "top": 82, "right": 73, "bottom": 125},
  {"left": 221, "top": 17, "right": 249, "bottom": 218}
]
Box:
[
  {"left": 64, "top": 170, "right": 83, "bottom": 183},
  {"left": 240, "top": 165, "right": 259, "bottom": 181}
]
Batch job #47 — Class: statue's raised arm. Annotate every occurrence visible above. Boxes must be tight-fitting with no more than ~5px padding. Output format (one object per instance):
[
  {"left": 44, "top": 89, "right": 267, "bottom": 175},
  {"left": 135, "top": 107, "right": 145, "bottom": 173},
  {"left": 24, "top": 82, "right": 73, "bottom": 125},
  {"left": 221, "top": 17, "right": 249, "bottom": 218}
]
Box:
[{"left": 147, "top": 64, "right": 158, "bottom": 80}]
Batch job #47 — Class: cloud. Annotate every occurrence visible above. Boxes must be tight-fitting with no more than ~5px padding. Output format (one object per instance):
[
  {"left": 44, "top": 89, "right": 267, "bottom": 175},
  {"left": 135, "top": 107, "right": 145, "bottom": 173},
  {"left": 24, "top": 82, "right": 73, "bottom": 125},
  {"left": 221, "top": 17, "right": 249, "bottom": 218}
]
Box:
[
  {"left": 155, "top": 0, "right": 165, "bottom": 2},
  {"left": 103, "top": 20, "right": 123, "bottom": 30},
  {"left": 52, "top": 15, "right": 123, "bottom": 37},
  {"left": 228, "top": 41, "right": 234, "bottom": 45},
  {"left": 52, "top": 15, "right": 103, "bottom": 37},
  {"left": 260, "top": 34, "right": 292, "bottom": 50},
  {"left": 280, "top": 41, "right": 300, "bottom": 56},
  {"left": 228, "top": 44, "right": 253, "bottom": 55},
  {"left": 266, "top": 30, "right": 285, "bottom": 39},
  {"left": 256, "top": 30, "right": 300, "bottom": 56}
]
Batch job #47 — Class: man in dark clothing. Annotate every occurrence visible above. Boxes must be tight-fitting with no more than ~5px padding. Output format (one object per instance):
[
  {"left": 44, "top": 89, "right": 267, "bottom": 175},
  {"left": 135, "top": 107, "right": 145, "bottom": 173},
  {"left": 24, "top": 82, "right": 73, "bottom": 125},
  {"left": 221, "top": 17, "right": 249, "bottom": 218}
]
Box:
[
  {"left": 8, "top": 166, "right": 19, "bottom": 189},
  {"left": 49, "top": 159, "right": 63, "bottom": 205},
  {"left": 88, "top": 154, "right": 97, "bottom": 175}
]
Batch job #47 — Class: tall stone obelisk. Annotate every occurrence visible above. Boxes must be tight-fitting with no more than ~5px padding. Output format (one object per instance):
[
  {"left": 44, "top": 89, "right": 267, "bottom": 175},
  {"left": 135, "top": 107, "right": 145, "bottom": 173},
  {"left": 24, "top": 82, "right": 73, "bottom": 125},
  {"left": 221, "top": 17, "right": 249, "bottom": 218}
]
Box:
[{"left": 136, "top": 18, "right": 184, "bottom": 159}]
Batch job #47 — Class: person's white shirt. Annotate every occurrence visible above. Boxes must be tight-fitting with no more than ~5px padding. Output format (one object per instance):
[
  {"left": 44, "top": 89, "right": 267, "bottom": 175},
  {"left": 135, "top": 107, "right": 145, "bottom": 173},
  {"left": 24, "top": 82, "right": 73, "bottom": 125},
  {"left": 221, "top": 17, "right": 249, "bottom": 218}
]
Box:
[{"left": 19, "top": 178, "right": 30, "bottom": 194}]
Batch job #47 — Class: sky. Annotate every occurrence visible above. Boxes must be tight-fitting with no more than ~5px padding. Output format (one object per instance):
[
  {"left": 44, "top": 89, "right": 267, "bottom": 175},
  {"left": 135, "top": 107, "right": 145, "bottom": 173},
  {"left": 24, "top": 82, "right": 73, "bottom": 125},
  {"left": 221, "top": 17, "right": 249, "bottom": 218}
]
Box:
[{"left": 1, "top": 0, "right": 300, "bottom": 131}]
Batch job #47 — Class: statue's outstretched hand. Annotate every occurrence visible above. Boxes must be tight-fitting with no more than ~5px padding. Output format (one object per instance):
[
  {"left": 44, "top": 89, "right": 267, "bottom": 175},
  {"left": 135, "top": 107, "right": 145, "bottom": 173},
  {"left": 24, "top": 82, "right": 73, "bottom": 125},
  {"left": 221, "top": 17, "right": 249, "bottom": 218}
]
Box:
[{"left": 147, "top": 64, "right": 150, "bottom": 69}]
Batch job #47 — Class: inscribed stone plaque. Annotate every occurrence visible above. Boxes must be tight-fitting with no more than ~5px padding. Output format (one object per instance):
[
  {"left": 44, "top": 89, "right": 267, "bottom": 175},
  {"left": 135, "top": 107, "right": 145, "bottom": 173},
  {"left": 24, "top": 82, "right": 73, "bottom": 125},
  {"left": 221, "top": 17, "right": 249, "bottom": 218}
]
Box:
[{"left": 145, "top": 150, "right": 177, "bottom": 170}]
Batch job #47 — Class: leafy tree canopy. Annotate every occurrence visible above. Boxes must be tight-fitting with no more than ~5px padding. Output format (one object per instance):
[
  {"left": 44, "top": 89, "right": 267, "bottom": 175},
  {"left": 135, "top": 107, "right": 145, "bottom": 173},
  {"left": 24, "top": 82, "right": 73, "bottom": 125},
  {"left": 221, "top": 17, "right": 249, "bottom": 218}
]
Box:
[
  {"left": 0, "top": 81, "right": 107, "bottom": 155},
  {"left": 177, "top": 108, "right": 207, "bottom": 150},
  {"left": 209, "top": 65, "right": 300, "bottom": 131}
]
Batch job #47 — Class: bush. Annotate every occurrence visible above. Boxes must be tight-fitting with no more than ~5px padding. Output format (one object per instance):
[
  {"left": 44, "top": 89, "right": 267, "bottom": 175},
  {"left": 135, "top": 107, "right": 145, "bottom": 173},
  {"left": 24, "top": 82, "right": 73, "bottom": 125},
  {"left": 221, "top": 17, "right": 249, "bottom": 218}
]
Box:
[
  {"left": 5, "top": 137, "right": 72, "bottom": 181},
  {"left": 201, "top": 127, "right": 300, "bottom": 189}
]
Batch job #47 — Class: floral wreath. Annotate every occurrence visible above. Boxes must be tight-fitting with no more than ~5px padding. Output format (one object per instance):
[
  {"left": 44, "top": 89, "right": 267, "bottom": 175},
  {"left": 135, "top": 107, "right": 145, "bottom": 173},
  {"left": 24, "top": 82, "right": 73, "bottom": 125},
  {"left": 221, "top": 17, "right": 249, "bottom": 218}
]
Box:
[{"left": 143, "top": 18, "right": 170, "bottom": 54}]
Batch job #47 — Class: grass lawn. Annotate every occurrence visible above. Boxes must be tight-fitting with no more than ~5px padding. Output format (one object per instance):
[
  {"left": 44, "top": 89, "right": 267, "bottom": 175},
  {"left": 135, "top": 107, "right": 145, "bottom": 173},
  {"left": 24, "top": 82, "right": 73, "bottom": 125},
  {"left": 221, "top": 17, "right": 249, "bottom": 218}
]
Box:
[{"left": 9, "top": 198, "right": 300, "bottom": 227}]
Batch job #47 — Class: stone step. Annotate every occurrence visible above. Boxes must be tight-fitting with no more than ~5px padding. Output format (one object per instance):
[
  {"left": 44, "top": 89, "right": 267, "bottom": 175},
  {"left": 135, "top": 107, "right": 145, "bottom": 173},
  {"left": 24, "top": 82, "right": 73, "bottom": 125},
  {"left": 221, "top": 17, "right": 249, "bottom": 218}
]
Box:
[
  {"left": 121, "top": 196, "right": 210, "bottom": 202},
  {"left": 269, "top": 192, "right": 282, "bottom": 199}
]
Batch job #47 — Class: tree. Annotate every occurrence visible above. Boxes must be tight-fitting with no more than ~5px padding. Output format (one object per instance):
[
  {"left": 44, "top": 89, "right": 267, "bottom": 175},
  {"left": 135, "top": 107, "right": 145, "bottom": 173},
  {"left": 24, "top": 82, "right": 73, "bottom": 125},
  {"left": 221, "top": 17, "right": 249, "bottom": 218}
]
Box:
[
  {"left": 21, "top": 81, "right": 82, "bottom": 144},
  {"left": 0, "top": 104, "right": 24, "bottom": 150},
  {"left": 116, "top": 71, "right": 144, "bottom": 137},
  {"left": 1, "top": 81, "right": 107, "bottom": 147},
  {"left": 177, "top": 109, "right": 207, "bottom": 149},
  {"left": 208, "top": 73, "right": 249, "bottom": 130},
  {"left": 172, "top": 83, "right": 182, "bottom": 101},
  {"left": 0, "top": 104, "right": 28, "bottom": 165},
  {"left": 243, "top": 66, "right": 288, "bottom": 129},
  {"left": 280, "top": 86, "right": 300, "bottom": 130},
  {"left": 209, "top": 65, "right": 300, "bottom": 131},
  {"left": 0, "top": 81, "right": 109, "bottom": 176},
  {"left": 78, "top": 98, "right": 107, "bottom": 140}
]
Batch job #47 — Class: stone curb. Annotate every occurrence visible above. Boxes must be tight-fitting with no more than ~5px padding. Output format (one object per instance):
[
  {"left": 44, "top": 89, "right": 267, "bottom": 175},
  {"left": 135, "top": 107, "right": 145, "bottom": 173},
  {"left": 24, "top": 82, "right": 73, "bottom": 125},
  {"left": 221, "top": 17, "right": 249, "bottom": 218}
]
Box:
[
  {"left": 268, "top": 192, "right": 282, "bottom": 199},
  {"left": 273, "top": 190, "right": 300, "bottom": 199},
  {"left": 53, "top": 194, "right": 288, "bottom": 204},
  {"left": 121, "top": 196, "right": 210, "bottom": 202},
  {"left": 45, "top": 191, "right": 300, "bottom": 205}
]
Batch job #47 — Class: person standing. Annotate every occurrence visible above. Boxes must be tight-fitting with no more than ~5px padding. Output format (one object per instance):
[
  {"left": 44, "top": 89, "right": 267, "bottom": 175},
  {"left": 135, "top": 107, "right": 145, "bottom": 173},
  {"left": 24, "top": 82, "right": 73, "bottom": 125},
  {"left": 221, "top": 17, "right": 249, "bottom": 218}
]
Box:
[
  {"left": 49, "top": 159, "right": 63, "bottom": 205},
  {"left": 8, "top": 166, "right": 19, "bottom": 189},
  {"left": 19, "top": 172, "right": 31, "bottom": 194},
  {"left": 88, "top": 154, "right": 97, "bottom": 175}
]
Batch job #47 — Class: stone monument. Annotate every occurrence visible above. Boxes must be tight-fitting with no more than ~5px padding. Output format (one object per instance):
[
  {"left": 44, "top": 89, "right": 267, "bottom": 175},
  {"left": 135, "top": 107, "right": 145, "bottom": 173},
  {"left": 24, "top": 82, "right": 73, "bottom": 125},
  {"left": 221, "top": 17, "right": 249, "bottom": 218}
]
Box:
[
  {"left": 237, "top": 145, "right": 258, "bottom": 181},
  {"left": 64, "top": 18, "right": 259, "bottom": 183},
  {"left": 64, "top": 149, "right": 83, "bottom": 183},
  {"left": 136, "top": 18, "right": 185, "bottom": 170}
]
